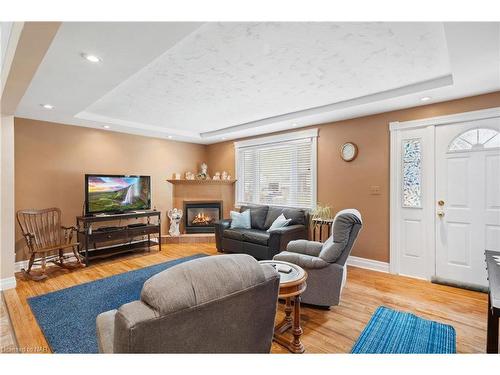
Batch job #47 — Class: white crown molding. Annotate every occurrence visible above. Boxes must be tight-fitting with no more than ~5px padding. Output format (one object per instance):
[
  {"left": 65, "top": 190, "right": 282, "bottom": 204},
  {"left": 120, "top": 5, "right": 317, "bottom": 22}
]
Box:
[
  {"left": 347, "top": 255, "right": 390, "bottom": 273},
  {"left": 201, "top": 75, "right": 453, "bottom": 138},
  {"left": 234, "top": 128, "right": 318, "bottom": 149},
  {"left": 0, "top": 277, "right": 17, "bottom": 291},
  {"left": 389, "top": 106, "right": 500, "bottom": 132}
]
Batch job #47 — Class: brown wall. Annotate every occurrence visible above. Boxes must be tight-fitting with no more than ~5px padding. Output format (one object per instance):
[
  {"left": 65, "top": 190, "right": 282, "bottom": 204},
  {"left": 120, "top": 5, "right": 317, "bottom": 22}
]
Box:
[
  {"left": 13, "top": 92, "right": 500, "bottom": 263},
  {"left": 14, "top": 118, "right": 207, "bottom": 261},
  {"left": 205, "top": 91, "right": 500, "bottom": 263}
]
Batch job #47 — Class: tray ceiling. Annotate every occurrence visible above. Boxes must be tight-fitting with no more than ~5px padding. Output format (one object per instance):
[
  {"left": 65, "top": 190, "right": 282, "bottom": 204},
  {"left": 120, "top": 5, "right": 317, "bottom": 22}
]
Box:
[{"left": 15, "top": 22, "right": 500, "bottom": 143}]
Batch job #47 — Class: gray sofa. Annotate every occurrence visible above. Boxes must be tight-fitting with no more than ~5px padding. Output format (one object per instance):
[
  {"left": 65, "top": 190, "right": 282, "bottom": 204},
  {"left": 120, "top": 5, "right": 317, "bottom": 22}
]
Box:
[
  {"left": 96, "top": 254, "right": 280, "bottom": 353},
  {"left": 274, "top": 209, "right": 362, "bottom": 308},
  {"left": 215, "top": 205, "right": 309, "bottom": 260}
]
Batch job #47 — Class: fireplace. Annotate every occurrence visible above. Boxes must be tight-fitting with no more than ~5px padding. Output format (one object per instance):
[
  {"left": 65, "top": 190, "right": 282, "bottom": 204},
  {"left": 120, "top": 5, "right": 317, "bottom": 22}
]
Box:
[{"left": 184, "top": 201, "right": 222, "bottom": 233}]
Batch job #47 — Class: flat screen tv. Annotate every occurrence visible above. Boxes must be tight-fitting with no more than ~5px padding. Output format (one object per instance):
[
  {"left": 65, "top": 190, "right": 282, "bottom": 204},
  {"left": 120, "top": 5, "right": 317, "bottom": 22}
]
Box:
[{"left": 85, "top": 174, "right": 151, "bottom": 215}]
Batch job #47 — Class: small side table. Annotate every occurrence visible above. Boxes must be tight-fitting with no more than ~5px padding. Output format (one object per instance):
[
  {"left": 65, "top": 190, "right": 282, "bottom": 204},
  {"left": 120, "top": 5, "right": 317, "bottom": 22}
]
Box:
[
  {"left": 260, "top": 260, "right": 307, "bottom": 354},
  {"left": 312, "top": 218, "right": 334, "bottom": 242}
]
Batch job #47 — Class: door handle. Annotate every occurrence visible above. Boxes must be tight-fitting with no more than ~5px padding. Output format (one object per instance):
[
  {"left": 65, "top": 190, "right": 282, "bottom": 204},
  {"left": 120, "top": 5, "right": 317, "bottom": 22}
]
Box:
[
  {"left": 438, "top": 200, "right": 445, "bottom": 206},
  {"left": 437, "top": 211, "right": 445, "bottom": 218}
]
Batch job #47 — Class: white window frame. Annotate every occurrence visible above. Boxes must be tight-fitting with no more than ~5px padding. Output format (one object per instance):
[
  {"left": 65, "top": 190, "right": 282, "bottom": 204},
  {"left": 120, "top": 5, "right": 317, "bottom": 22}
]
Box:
[{"left": 234, "top": 129, "right": 318, "bottom": 209}]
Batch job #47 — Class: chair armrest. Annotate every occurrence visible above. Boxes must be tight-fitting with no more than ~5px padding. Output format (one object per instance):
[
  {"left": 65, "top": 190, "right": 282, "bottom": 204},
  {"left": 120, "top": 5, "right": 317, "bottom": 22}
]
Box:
[
  {"left": 214, "top": 219, "right": 231, "bottom": 229},
  {"left": 274, "top": 251, "right": 329, "bottom": 269},
  {"left": 61, "top": 226, "right": 77, "bottom": 243},
  {"left": 96, "top": 309, "right": 117, "bottom": 353},
  {"left": 214, "top": 219, "right": 231, "bottom": 251},
  {"left": 268, "top": 224, "right": 307, "bottom": 257},
  {"left": 113, "top": 300, "right": 159, "bottom": 353},
  {"left": 61, "top": 225, "right": 77, "bottom": 231},
  {"left": 286, "top": 239, "right": 323, "bottom": 257}
]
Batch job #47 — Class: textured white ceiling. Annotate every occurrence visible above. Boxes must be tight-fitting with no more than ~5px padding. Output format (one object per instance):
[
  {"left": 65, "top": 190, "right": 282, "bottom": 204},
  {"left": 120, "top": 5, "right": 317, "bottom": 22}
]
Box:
[
  {"left": 80, "top": 22, "right": 450, "bottom": 133},
  {"left": 15, "top": 22, "right": 500, "bottom": 143}
]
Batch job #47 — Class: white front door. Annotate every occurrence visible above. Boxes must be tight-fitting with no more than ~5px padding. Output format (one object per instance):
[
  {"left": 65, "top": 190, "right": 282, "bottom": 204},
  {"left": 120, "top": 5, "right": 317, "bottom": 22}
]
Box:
[{"left": 435, "top": 118, "right": 500, "bottom": 288}]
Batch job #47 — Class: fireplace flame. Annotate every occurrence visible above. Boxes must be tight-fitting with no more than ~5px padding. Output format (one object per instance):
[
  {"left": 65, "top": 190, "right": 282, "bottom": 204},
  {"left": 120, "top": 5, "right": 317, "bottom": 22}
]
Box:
[{"left": 191, "top": 212, "right": 214, "bottom": 225}]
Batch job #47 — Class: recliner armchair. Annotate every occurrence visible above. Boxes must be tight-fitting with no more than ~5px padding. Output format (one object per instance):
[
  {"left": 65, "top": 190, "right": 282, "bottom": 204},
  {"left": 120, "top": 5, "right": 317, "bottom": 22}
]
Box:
[
  {"left": 96, "top": 254, "right": 280, "bottom": 353},
  {"left": 273, "top": 209, "right": 362, "bottom": 308}
]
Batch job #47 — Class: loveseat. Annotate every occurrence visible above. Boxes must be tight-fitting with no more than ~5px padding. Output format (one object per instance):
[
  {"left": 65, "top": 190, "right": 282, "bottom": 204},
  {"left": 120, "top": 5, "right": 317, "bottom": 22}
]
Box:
[{"left": 214, "top": 205, "right": 309, "bottom": 260}]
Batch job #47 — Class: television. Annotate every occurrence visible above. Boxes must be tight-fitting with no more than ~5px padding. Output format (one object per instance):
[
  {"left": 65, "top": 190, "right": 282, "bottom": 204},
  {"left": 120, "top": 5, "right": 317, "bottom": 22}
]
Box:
[{"left": 85, "top": 174, "right": 151, "bottom": 215}]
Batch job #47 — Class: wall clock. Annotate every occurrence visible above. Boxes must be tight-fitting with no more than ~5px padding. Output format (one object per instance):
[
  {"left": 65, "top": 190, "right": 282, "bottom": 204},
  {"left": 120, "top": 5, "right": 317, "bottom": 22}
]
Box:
[{"left": 340, "top": 142, "right": 358, "bottom": 162}]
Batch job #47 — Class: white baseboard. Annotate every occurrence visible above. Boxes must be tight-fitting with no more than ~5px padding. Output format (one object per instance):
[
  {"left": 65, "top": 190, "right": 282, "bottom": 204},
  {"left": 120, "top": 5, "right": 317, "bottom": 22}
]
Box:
[
  {"left": 347, "top": 255, "right": 390, "bottom": 273},
  {"left": 0, "top": 277, "right": 17, "bottom": 290},
  {"left": 14, "top": 259, "right": 29, "bottom": 273},
  {"left": 14, "top": 252, "right": 78, "bottom": 272}
]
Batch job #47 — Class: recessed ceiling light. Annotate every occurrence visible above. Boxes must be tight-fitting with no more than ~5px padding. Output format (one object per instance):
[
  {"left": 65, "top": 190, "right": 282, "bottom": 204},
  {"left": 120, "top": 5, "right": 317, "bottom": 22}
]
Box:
[
  {"left": 81, "top": 53, "right": 101, "bottom": 63},
  {"left": 221, "top": 137, "right": 227, "bottom": 140},
  {"left": 292, "top": 123, "right": 298, "bottom": 127},
  {"left": 420, "top": 96, "right": 431, "bottom": 102},
  {"left": 41, "top": 104, "right": 54, "bottom": 110},
  {"left": 103, "top": 125, "right": 110, "bottom": 129},
  {"left": 168, "top": 135, "right": 173, "bottom": 139}
]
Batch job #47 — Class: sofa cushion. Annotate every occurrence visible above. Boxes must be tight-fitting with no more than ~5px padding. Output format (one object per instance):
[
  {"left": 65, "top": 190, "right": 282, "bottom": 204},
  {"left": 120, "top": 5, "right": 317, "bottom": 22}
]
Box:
[
  {"left": 264, "top": 206, "right": 307, "bottom": 229},
  {"left": 267, "top": 213, "right": 292, "bottom": 232},
  {"left": 230, "top": 210, "right": 251, "bottom": 229},
  {"left": 240, "top": 205, "right": 269, "bottom": 230},
  {"left": 224, "top": 228, "right": 245, "bottom": 241},
  {"left": 224, "top": 228, "right": 270, "bottom": 246},
  {"left": 242, "top": 229, "right": 270, "bottom": 246}
]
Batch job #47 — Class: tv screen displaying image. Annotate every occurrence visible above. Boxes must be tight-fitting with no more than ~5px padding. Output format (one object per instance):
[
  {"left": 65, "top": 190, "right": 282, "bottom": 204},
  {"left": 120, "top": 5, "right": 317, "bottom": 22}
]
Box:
[{"left": 85, "top": 175, "right": 151, "bottom": 214}]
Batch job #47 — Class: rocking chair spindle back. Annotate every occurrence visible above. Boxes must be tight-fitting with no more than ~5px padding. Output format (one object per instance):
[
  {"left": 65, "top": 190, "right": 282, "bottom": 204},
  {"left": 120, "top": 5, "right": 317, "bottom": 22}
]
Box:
[{"left": 16, "top": 207, "right": 83, "bottom": 281}]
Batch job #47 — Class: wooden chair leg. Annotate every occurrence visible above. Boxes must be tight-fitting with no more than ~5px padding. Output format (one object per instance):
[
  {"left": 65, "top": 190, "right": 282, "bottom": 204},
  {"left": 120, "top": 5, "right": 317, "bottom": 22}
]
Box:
[
  {"left": 22, "top": 253, "right": 48, "bottom": 281},
  {"left": 72, "top": 245, "right": 84, "bottom": 265},
  {"left": 26, "top": 253, "right": 35, "bottom": 274},
  {"left": 58, "top": 249, "right": 65, "bottom": 264},
  {"left": 41, "top": 255, "right": 46, "bottom": 275},
  {"left": 55, "top": 247, "right": 83, "bottom": 270}
]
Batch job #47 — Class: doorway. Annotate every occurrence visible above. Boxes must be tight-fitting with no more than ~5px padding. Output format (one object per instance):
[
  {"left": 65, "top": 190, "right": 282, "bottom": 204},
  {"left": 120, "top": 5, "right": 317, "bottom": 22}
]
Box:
[
  {"left": 390, "top": 108, "right": 500, "bottom": 288},
  {"left": 435, "top": 121, "right": 500, "bottom": 287}
]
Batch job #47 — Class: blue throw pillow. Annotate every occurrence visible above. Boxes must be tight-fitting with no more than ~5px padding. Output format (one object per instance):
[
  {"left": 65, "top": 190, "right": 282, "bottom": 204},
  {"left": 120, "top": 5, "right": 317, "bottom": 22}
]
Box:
[
  {"left": 230, "top": 210, "right": 251, "bottom": 229},
  {"left": 267, "top": 213, "right": 292, "bottom": 232}
]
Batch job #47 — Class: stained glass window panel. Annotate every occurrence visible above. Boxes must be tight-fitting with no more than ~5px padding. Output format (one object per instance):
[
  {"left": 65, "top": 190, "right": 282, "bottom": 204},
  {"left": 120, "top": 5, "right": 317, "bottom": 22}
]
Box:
[{"left": 402, "top": 139, "right": 422, "bottom": 208}]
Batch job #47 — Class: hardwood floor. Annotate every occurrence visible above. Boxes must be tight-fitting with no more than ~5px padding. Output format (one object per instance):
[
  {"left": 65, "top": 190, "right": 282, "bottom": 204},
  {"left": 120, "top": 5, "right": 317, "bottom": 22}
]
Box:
[
  {"left": 1, "top": 294, "right": 17, "bottom": 353},
  {"left": 1, "top": 243, "right": 489, "bottom": 353}
]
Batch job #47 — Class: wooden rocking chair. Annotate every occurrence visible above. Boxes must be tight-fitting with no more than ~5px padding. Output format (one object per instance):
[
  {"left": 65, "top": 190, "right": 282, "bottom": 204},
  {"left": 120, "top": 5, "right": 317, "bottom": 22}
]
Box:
[{"left": 16, "top": 208, "right": 84, "bottom": 281}]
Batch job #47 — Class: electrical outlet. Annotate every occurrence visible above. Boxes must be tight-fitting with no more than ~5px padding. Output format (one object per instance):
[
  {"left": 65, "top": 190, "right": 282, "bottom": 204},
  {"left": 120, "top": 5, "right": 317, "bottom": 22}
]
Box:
[{"left": 370, "top": 185, "right": 381, "bottom": 195}]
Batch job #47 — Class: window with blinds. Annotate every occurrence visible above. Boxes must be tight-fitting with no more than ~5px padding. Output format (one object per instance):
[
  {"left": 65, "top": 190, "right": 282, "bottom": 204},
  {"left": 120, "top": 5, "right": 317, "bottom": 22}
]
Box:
[{"left": 235, "top": 130, "right": 317, "bottom": 209}]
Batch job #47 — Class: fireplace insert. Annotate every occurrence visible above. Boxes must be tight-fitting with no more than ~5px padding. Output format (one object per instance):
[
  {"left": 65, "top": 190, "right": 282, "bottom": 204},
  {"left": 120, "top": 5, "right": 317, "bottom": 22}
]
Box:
[{"left": 184, "top": 201, "right": 222, "bottom": 233}]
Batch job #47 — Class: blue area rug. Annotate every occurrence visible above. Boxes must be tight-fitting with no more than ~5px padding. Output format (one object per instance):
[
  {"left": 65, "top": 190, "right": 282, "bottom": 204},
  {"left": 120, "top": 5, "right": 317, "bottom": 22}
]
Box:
[
  {"left": 351, "top": 306, "right": 456, "bottom": 354},
  {"left": 28, "top": 254, "right": 206, "bottom": 353}
]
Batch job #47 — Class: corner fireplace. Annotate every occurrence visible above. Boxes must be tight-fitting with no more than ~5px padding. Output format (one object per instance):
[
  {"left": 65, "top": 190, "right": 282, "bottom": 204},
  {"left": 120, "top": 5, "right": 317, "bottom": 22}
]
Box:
[{"left": 184, "top": 201, "right": 222, "bottom": 233}]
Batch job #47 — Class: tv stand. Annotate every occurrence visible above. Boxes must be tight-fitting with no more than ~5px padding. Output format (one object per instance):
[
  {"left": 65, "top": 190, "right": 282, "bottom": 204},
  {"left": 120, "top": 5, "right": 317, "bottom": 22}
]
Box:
[{"left": 76, "top": 210, "right": 161, "bottom": 265}]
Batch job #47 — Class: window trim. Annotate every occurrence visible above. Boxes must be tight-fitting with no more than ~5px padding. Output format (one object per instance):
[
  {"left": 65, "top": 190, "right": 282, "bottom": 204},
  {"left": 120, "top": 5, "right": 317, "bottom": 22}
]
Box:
[{"left": 234, "top": 129, "right": 318, "bottom": 209}]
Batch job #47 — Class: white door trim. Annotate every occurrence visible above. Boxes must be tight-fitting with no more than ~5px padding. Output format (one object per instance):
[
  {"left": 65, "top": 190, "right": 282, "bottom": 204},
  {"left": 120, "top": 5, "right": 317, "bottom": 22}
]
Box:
[
  {"left": 389, "top": 106, "right": 500, "bottom": 280},
  {"left": 390, "top": 106, "right": 500, "bottom": 131}
]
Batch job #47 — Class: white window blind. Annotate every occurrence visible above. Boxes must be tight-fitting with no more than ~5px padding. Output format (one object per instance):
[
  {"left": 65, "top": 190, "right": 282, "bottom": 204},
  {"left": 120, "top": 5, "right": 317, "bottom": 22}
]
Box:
[{"left": 235, "top": 130, "right": 317, "bottom": 209}]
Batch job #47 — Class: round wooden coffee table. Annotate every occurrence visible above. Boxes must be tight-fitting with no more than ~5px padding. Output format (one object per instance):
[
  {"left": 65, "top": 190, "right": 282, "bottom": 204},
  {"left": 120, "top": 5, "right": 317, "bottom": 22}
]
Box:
[{"left": 260, "top": 260, "right": 307, "bottom": 353}]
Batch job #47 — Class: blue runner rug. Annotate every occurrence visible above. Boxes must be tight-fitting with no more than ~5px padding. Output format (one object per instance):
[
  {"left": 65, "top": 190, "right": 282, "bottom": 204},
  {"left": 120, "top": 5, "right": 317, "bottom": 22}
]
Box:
[
  {"left": 28, "top": 254, "right": 206, "bottom": 353},
  {"left": 351, "top": 306, "right": 456, "bottom": 354}
]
